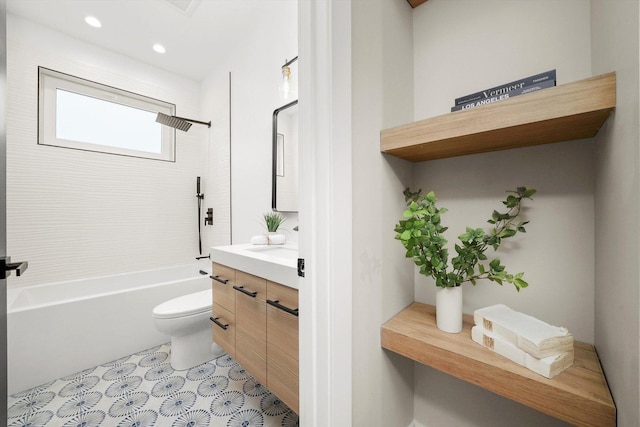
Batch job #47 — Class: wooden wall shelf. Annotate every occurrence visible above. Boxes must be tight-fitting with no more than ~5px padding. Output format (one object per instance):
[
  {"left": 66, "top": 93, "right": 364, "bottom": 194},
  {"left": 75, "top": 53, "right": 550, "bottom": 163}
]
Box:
[
  {"left": 380, "top": 72, "right": 616, "bottom": 162},
  {"left": 407, "top": 0, "right": 429, "bottom": 8},
  {"left": 381, "top": 303, "right": 616, "bottom": 427}
]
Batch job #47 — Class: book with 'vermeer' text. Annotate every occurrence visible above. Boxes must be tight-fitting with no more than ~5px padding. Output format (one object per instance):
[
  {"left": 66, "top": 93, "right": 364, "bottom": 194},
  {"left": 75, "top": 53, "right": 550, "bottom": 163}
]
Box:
[
  {"left": 453, "top": 69, "right": 557, "bottom": 106},
  {"left": 473, "top": 304, "right": 574, "bottom": 359},
  {"left": 451, "top": 79, "right": 556, "bottom": 112},
  {"left": 471, "top": 325, "right": 574, "bottom": 379}
]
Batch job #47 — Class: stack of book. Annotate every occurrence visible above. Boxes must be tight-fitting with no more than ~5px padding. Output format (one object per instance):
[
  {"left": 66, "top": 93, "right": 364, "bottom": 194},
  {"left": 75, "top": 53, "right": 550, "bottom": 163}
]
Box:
[
  {"left": 471, "top": 304, "right": 574, "bottom": 379},
  {"left": 451, "top": 70, "right": 556, "bottom": 112}
]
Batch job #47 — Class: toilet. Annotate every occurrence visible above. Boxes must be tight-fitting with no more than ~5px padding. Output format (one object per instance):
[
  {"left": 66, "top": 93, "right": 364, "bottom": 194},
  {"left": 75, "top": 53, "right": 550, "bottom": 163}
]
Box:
[{"left": 152, "top": 289, "right": 225, "bottom": 370}]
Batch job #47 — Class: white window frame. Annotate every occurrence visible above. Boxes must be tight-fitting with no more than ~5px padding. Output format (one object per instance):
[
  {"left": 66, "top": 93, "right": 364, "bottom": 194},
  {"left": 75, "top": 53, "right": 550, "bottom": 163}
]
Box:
[{"left": 38, "top": 67, "right": 176, "bottom": 162}]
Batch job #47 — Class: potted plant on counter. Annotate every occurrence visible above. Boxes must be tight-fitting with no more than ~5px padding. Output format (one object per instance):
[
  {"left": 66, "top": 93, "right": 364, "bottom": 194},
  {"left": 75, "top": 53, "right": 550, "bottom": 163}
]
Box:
[
  {"left": 264, "top": 211, "right": 285, "bottom": 233},
  {"left": 251, "top": 212, "right": 286, "bottom": 245},
  {"left": 394, "top": 187, "right": 536, "bottom": 333}
]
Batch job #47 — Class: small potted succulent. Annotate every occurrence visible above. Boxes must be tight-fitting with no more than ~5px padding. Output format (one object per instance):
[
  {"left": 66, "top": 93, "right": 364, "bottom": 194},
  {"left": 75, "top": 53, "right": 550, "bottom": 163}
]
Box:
[{"left": 394, "top": 187, "right": 536, "bottom": 333}]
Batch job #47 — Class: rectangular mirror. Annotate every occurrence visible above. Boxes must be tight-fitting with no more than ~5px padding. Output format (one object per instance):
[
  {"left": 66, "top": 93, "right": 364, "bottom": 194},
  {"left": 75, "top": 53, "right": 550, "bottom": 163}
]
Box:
[{"left": 272, "top": 100, "right": 298, "bottom": 212}]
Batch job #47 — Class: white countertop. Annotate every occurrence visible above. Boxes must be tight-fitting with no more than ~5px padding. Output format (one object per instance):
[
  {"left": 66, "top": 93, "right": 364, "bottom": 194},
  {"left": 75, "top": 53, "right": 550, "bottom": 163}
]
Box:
[{"left": 210, "top": 244, "right": 299, "bottom": 289}]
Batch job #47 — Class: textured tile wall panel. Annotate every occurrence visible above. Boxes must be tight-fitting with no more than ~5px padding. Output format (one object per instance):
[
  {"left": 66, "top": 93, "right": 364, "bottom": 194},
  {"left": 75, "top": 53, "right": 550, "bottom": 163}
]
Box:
[
  {"left": 201, "top": 70, "right": 232, "bottom": 250},
  {"left": 6, "top": 15, "right": 230, "bottom": 288}
]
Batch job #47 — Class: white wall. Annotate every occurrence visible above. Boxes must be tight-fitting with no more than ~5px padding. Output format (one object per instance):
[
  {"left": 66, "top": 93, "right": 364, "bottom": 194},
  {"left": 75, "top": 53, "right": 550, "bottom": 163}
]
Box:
[
  {"left": 591, "top": 1, "right": 640, "bottom": 426},
  {"left": 410, "top": 1, "right": 593, "bottom": 425},
  {"left": 413, "top": 0, "right": 591, "bottom": 120},
  {"left": 6, "top": 15, "right": 220, "bottom": 288},
  {"left": 351, "top": 0, "right": 415, "bottom": 426},
  {"left": 211, "top": 2, "right": 298, "bottom": 246},
  {"left": 201, "top": 70, "right": 232, "bottom": 249}
]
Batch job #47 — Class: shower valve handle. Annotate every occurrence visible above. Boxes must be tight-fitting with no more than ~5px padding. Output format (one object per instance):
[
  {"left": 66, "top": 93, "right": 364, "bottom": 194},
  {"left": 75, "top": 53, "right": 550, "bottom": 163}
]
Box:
[{"left": 205, "top": 208, "right": 213, "bottom": 226}]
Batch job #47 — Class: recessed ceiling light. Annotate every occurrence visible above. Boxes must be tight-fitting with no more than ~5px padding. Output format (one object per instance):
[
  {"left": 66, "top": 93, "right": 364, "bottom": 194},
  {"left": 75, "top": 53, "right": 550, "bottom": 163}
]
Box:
[
  {"left": 153, "top": 43, "right": 167, "bottom": 54},
  {"left": 84, "top": 16, "right": 102, "bottom": 28}
]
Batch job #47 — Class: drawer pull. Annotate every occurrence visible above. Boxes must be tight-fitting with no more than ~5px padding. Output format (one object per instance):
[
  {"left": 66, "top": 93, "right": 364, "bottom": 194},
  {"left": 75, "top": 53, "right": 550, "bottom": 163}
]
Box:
[
  {"left": 210, "top": 275, "right": 229, "bottom": 284},
  {"left": 267, "top": 299, "right": 299, "bottom": 317},
  {"left": 210, "top": 316, "right": 229, "bottom": 330},
  {"left": 233, "top": 285, "right": 258, "bottom": 298}
]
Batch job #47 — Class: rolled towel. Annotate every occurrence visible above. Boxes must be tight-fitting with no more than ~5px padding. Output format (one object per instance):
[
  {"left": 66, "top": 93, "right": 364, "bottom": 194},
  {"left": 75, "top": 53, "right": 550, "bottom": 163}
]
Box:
[{"left": 250, "top": 234, "right": 286, "bottom": 245}]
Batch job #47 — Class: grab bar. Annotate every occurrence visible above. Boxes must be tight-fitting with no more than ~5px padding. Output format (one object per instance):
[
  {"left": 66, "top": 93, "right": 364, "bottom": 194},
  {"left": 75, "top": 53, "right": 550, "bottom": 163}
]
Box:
[{"left": 267, "top": 299, "right": 299, "bottom": 317}]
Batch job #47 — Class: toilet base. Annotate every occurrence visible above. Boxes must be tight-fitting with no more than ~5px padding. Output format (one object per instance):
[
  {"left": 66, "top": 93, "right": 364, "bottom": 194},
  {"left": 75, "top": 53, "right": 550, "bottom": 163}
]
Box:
[
  {"left": 169, "top": 327, "right": 217, "bottom": 370},
  {"left": 211, "top": 342, "right": 226, "bottom": 359}
]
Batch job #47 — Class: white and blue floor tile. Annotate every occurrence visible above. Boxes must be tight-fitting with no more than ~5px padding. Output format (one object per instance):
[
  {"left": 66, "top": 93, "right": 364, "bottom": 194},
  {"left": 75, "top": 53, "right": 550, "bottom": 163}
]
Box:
[{"left": 8, "top": 343, "right": 299, "bottom": 426}]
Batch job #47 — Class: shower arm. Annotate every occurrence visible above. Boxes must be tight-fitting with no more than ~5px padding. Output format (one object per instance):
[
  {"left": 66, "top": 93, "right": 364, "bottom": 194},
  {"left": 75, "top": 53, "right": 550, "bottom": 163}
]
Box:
[{"left": 176, "top": 116, "right": 212, "bottom": 128}]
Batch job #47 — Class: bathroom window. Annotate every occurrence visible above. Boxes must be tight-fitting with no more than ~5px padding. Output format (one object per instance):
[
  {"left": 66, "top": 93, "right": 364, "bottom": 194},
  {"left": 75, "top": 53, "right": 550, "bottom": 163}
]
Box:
[{"left": 38, "top": 67, "right": 176, "bottom": 161}]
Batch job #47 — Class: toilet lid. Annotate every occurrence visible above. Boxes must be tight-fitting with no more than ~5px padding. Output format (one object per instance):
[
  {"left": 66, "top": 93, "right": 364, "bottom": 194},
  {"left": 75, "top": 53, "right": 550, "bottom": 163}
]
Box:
[{"left": 153, "top": 289, "right": 212, "bottom": 319}]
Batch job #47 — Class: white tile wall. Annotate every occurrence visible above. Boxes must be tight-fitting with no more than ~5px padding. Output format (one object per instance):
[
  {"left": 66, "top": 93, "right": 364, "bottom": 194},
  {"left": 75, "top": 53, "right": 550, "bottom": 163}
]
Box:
[{"left": 201, "top": 70, "right": 231, "bottom": 250}]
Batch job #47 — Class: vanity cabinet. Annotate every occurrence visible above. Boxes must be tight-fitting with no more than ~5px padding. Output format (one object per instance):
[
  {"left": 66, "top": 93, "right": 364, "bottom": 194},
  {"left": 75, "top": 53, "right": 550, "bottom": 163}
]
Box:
[{"left": 211, "top": 262, "right": 299, "bottom": 414}]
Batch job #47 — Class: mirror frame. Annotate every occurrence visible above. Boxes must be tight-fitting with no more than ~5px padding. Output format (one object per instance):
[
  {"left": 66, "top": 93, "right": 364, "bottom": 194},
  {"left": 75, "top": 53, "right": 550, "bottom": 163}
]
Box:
[{"left": 272, "top": 99, "right": 298, "bottom": 211}]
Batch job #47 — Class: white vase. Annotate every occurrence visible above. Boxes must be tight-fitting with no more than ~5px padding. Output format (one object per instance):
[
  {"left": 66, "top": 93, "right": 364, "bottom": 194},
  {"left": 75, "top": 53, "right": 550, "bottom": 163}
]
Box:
[{"left": 436, "top": 286, "right": 463, "bottom": 333}]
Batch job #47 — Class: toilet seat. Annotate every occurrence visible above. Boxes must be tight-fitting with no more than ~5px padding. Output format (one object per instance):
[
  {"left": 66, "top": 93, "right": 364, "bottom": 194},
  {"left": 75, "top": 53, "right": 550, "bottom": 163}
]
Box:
[{"left": 152, "top": 289, "right": 212, "bottom": 319}]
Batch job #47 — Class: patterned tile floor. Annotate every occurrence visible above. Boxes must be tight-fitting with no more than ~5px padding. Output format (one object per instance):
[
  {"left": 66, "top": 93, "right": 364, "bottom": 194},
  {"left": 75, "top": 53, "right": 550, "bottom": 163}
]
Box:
[{"left": 8, "top": 343, "right": 299, "bottom": 427}]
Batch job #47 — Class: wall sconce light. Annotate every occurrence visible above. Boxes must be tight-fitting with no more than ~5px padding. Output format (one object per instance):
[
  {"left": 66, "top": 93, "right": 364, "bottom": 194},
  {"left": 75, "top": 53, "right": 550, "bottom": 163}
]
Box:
[{"left": 280, "top": 56, "right": 298, "bottom": 100}]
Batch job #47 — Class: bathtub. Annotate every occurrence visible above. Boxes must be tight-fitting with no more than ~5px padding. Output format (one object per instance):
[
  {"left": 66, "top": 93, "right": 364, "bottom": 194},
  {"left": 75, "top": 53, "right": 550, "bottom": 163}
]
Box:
[{"left": 7, "top": 262, "right": 212, "bottom": 395}]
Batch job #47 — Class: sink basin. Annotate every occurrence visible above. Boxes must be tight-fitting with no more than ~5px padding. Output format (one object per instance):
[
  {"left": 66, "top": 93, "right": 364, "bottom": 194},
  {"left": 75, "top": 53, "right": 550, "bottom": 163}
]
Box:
[
  {"left": 244, "top": 245, "right": 298, "bottom": 260},
  {"left": 210, "top": 244, "right": 298, "bottom": 289}
]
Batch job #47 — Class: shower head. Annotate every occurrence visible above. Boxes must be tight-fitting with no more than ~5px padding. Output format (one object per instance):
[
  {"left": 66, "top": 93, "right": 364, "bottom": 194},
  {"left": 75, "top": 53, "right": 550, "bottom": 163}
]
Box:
[{"left": 155, "top": 112, "right": 211, "bottom": 132}]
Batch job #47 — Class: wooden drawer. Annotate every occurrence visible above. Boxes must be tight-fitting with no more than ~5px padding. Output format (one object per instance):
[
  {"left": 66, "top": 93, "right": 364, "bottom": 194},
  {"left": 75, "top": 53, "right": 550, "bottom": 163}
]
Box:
[
  {"left": 267, "top": 303, "right": 299, "bottom": 413},
  {"left": 234, "top": 271, "right": 267, "bottom": 385},
  {"left": 211, "top": 302, "right": 235, "bottom": 359},
  {"left": 266, "top": 281, "right": 299, "bottom": 413},
  {"left": 212, "top": 262, "right": 235, "bottom": 312}
]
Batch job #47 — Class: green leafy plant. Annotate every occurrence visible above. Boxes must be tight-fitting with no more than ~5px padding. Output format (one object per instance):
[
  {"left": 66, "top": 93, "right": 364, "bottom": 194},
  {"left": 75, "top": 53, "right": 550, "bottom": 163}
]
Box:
[
  {"left": 263, "top": 212, "right": 285, "bottom": 232},
  {"left": 394, "top": 187, "right": 536, "bottom": 291}
]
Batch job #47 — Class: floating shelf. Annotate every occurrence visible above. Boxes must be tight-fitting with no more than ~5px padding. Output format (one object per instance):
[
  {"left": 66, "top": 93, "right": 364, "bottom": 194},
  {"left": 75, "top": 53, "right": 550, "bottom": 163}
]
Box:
[
  {"left": 380, "top": 72, "right": 616, "bottom": 162},
  {"left": 381, "top": 303, "right": 616, "bottom": 427},
  {"left": 407, "top": 0, "right": 429, "bottom": 8}
]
